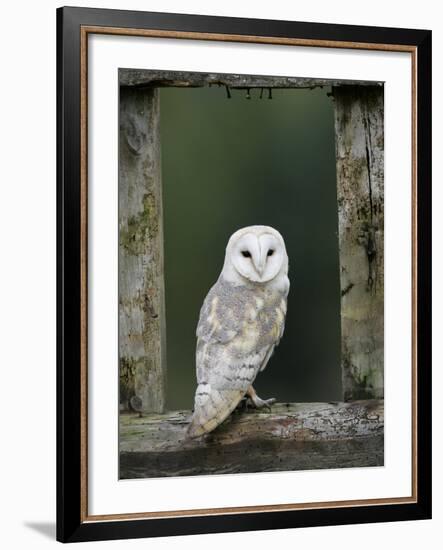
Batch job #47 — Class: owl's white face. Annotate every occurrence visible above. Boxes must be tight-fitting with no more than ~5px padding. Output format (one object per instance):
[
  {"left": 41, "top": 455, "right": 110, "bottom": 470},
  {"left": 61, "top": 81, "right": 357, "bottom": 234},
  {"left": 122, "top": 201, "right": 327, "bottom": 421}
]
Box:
[{"left": 223, "top": 226, "right": 288, "bottom": 284}]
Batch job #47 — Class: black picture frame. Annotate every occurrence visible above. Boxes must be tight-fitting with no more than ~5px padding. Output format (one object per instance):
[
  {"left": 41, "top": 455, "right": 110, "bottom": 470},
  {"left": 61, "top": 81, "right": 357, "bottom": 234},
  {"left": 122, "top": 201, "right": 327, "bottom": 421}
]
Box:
[{"left": 57, "top": 6, "right": 432, "bottom": 543}]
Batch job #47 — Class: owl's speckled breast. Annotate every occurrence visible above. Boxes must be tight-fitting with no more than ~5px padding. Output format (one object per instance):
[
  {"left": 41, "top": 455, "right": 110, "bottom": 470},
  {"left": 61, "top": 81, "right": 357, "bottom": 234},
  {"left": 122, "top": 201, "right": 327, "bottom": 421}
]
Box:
[
  {"left": 243, "top": 288, "right": 285, "bottom": 349},
  {"left": 200, "top": 277, "right": 287, "bottom": 356}
]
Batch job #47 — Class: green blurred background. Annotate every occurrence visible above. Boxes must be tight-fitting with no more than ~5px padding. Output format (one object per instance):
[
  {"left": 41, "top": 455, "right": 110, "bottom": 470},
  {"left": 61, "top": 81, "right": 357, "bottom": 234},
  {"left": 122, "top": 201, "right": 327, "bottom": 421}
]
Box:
[{"left": 160, "top": 85, "right": 342, "bottom": 410}]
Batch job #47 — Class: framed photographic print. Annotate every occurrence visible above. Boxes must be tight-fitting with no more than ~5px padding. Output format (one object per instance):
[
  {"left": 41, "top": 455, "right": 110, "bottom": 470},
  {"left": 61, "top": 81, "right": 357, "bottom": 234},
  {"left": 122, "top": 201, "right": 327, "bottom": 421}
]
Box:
[{"left": 57, "top": 6, "right": 432, "bottom": 543}]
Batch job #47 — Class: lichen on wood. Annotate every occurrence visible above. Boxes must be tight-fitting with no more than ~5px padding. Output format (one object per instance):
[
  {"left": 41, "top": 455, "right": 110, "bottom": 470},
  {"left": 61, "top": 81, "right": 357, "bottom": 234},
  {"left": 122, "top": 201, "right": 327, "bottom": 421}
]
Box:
[
  {"left": 119, "top": 400, "right": 384, "bottom": 478},
  {"left": 119, "top": 68, "right": 383, "bottom": 90},
  {"left": 119, "top": 86, "right": 166, "bottom": 413},
  {"left": 333, "top": 86, "right": 384, "bottom": 401}
]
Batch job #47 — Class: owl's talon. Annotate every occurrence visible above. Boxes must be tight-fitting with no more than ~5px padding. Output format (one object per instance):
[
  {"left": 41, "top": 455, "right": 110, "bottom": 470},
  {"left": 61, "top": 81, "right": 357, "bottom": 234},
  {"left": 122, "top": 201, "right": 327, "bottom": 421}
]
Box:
[
  {"left": 245, "top": 385, "right": 276, "bottom": 410},
  {"left": 251, "top": 395, "right": 276, "bottom": 410},
  {"left": 264, "top": 397, "right": 276, "bottom": 409}
]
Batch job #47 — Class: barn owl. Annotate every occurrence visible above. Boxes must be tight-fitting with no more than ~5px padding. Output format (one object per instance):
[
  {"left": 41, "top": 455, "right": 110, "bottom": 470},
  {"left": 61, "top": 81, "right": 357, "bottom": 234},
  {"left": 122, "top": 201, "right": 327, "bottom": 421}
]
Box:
[{"left": 187, "top": 225, "right": 289, "bottom": 438}]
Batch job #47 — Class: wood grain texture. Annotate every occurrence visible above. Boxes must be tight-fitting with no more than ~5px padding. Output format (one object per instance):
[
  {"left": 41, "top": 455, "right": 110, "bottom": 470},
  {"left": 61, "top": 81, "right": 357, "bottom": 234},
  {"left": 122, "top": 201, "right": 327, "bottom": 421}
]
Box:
[
  {"left": 120, "top": 400, "right": 383, "bottom": 478},
  {"left": 120, "top": 68, "right": 383, "bottom": 89},
  {"left": 333, "top": 86, "right": 384, "bottom": 401},
  {"left": 119, "top": 86, "right": 166, "bottom": 413}
]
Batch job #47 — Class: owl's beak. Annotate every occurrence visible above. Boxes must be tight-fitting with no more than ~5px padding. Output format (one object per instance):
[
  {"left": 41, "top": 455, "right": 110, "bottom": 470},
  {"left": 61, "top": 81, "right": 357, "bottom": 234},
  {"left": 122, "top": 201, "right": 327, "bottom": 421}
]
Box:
[{"left": 253, "top": 258, "right": 265, "bottom": 277}]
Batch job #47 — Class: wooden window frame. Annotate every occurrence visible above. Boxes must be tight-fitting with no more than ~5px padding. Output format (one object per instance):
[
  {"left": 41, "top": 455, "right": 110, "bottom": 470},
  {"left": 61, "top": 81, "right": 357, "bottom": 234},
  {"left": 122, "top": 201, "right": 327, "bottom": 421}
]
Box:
[{"left": 118, "top": 69, "right": 384, "bottom": 478}]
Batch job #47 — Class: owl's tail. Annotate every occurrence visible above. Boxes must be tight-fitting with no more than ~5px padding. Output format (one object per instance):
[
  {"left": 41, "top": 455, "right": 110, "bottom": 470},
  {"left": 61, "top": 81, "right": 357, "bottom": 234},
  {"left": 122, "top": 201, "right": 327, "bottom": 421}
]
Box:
[{"left": 186, "top": 386, "right": 244, "bottom": 439}]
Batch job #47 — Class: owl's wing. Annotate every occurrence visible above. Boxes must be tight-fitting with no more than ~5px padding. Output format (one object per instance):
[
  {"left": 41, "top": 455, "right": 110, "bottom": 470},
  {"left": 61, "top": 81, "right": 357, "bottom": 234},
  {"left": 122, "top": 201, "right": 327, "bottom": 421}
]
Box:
[
  {"left": 187, "top": 282, "right": 273, "bottom": 438},
  {"left": 187, "top": 341, "right": 270, "bottom": 438},
  {"left": 195, "top": 283, "right": 242, "bottom": 345}
]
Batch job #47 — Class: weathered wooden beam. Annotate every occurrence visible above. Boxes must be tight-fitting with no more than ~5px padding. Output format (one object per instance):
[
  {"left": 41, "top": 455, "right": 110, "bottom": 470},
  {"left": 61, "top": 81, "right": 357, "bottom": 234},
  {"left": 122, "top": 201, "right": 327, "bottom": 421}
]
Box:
[
  {"left": 333, "top": 86, "right": 384, "bottom": 401},
  {"left": 119, "top": 400, "right": 383, "bottom": 478},
  {"left": 119, "top": 68, "right": 383, "bottom": 90},
  {"left": 119, "top": 86, "right": 166, "bottom": 413}
]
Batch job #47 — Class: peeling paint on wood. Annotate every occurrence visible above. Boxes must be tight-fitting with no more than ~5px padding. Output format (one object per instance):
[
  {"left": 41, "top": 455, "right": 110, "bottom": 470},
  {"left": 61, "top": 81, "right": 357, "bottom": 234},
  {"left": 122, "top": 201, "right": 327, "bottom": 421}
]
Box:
[
  {"left": 119, "top": 400, "right": 384, "bottom": 478},
  {"left": 119, "top": 86, "right": 166, "bottom": 413},
  {"left": 333, "top": 86, "right": 384, "bottom": 401}
]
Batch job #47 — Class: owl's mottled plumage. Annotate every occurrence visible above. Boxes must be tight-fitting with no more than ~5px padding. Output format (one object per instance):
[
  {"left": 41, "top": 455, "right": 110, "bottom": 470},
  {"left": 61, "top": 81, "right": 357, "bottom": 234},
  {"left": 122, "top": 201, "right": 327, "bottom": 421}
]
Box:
[{"left": 187, "top": 226, "right": 289, "bottom": 438}]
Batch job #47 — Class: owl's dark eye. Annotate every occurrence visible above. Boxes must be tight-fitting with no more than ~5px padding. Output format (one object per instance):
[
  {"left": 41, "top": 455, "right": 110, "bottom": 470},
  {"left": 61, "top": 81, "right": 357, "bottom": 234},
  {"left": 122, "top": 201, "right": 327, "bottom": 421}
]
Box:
[
  {"left": 241, "top": 250, "right": 251, "bottom": 258},
  {"left": 267, "top": 249, "right": 275, "bottom": 257}
]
